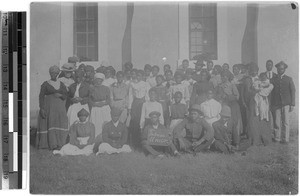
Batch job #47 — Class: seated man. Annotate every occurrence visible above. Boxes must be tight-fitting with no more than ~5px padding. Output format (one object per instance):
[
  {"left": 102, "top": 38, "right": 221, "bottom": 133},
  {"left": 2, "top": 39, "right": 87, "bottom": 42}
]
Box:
[
  {"left": 212, "top": 105, "right": 235, "bottom": 154},
  {"left": 53, "top": 108, "right": 95, "bottom": 156},
  {"left": 96, "top": 107, "right": 131, "bottom": 155},
  {"left": 141, "top": 111, "right": 179, "bottom": 158},
  {"left": 173, "top": 104, "right": 214, "bottom": 154}
]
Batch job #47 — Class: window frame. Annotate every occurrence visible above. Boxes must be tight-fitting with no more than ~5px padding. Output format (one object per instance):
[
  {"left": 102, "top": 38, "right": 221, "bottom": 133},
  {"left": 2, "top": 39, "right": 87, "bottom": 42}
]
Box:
[
  {"left": 73, "top": 2, "right": 98, "bottom": 62},
  {"left": 188, "top": 3, "right": 218, "bottom": 61}
]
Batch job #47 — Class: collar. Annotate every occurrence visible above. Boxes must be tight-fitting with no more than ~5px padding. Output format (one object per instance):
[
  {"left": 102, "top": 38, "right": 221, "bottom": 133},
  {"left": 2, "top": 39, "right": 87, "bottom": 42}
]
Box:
[
  {"left": 113, "top": 121, "right": 119, "bottom": 127},
  {"left": 152, "top": 124, "right": 159, "bottom": 129},
  {"left": 280, "top": 74, "right": 285, "bottom": 79}
]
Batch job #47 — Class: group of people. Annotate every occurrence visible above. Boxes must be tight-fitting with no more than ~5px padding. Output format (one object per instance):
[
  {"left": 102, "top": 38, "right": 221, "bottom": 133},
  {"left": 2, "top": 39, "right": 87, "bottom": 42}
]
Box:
[{"left": 36, "top": 56, "right": 296, "bottom": 157}]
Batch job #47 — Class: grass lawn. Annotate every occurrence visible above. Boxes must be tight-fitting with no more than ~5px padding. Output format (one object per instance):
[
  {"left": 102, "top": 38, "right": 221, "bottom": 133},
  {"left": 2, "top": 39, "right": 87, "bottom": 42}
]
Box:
[{"left": 30, "top": 132, "right": 298, "bottom": 194}]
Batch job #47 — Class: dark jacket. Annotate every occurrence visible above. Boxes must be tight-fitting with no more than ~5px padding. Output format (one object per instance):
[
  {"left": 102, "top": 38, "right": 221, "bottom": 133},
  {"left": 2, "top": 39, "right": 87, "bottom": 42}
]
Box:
[
  {"left": 271, "top": 74, "right": 295, "bottom": 108},
  {"left": 68, "top": 82, "right": 90, "bottom": 105}
]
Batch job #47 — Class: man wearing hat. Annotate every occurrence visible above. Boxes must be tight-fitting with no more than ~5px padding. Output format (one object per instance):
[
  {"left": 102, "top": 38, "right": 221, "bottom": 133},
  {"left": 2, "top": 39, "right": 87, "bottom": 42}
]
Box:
[
  {"left": 141, "top": 111, "right": 179, "bottom": 158},
  {"left": 211, "top": 105, "right": 235, "bottom": 154},
  {"left": 96, "top": 107, "right": 131, "bottom": 155},
  {"left": 271, "top": 61, "right": 295, "bottom": 143},
  {"left": 173, "top": 104, "right": 214, "bottom": 154},
  {"left": 53, "top": 108, "right": 95, "bottom": 156}
]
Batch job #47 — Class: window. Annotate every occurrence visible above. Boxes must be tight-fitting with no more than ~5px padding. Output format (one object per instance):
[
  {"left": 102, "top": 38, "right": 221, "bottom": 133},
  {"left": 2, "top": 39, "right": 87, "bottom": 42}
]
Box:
[
  {"left": 189, "top": 3, "right": 217, "bottom": 60},
  {"left": 73, "top": 3, "right": 98, "bottom": 61}
]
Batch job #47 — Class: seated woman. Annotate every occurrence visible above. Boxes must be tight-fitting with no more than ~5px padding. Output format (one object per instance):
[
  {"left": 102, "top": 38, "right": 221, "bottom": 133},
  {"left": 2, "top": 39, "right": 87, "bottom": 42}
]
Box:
[
  {"left": 96, "top": 108, "right": 131, "bottom": 155},
  {"left": 141, "top": 111, "right": 179, "bottom": 158},
  {"left": 53, "top": 108, "right": 95, "bottom": 156}
]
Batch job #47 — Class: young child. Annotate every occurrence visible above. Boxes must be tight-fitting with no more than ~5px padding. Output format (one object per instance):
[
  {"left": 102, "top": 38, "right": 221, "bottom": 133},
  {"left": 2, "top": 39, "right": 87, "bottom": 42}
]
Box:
[
  {"left": 253, "top": 72, "right": 274, "bottom": 121},
  {"left": 182, "top": 68, "right": 196, "bottom": 96},
  {"left": 206, "top": 60, "right": 214, "bottom": 75},
  {"left": 140, "top": 88, "right": 164, "bottom": 129},
  {"left": 147, "top": 65, "right": 160, "bottom": 87},
  {"left": 144, "top": 64, "right": 152, "bottom": 81},
  {"left": 210, "top": 65, "right": 222, "bottom": 88},
  {"left": 153, "top": 75, "right": 170, "bottom": 127},
  {"left": 102, "top": 66, "right": 117, "bottom": 87},
  {"left": 141, "top": 111, "right": 179, "bottom": 158},
  {"left": 170, "top": 71, "right": 190, "bottom": 105},
  {"left": 169, "top": 91, "right": 188, "bottom": 132},
  {"left": 200, "top": 90, "right": 222, "bottom": 126},
  {"left": 96, "top": 107, "right": 131, "bottom": 155},
  {"left": 163, "top": 70, "right": 176, "bottom": 89},
  {"left": 53, "top": 108, "right": 95, "bottom": 156},
  {"left": 163, "top": 64, "right": 171, "bottom": 75}
]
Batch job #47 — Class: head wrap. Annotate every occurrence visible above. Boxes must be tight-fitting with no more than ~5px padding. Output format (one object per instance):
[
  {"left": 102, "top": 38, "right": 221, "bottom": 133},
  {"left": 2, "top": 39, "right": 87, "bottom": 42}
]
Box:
[
  {"left": 77, "top": 108, "right": 89, "bottom": 117},
  {"left": 149, "top": 111, "right": 161, "bottom": 118},
  {"left": 94, "top": 73, "right": 105, "bottom": 80}
]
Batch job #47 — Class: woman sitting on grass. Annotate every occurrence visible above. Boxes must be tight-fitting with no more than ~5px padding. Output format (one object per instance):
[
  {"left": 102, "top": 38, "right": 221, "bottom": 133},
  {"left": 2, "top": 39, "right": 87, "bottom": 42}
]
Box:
[
  {"left": 53, "top": 108, "right": 95, "bottom": 156},
  {"left": 96, "top": 107, "right": 131, "bottom": 155}
]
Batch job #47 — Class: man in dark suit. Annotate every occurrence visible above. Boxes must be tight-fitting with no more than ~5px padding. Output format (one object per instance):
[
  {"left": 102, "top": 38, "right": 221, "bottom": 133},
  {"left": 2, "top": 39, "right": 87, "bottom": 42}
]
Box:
[
  {"left": 271, "top": 61, "right": 296, "bottom": 143},
  {"left": 265, "top": 60, "right": 277, "bottom": 80}
]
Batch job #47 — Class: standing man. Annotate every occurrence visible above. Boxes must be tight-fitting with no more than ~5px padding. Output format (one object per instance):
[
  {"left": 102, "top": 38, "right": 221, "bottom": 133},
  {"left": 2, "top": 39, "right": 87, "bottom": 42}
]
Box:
[
  {"left": 265, "top": 60, "right": 277, "bottom": 80},
  {"left": 271, "top": 61, "right": 295, "bottom": 143}
]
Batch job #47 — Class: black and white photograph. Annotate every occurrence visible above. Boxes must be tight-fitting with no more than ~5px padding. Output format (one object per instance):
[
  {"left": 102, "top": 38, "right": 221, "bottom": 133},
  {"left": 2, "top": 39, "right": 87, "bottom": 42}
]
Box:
[{"left": 29, "top": 1, "right": 298, "bottom": 194}]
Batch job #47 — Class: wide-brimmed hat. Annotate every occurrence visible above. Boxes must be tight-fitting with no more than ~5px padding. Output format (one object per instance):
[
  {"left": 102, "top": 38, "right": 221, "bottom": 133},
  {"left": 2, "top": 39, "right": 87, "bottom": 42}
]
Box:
[{"left": 61, "top": 63, "right": 75, "bottom": 72}]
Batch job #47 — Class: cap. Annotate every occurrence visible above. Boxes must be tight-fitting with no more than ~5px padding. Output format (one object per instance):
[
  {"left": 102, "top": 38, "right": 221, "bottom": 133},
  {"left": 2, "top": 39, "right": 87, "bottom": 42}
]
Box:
[
  {"left": 77, "top": 108, "right": 89, "bottom": 117},
  {"left": 149, "top": 111, "right": 161, "bottom": 118},
  {"left": 190, "top": 104, "right": 202, "bottom": 113},
  {"left": 220, "top": 105, "right": 231, "bottom": 117}
]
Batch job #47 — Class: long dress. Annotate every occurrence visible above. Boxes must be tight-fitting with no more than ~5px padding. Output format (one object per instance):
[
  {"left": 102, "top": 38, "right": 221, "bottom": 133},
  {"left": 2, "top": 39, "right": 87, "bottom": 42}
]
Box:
[
  {"left": 128, "top": 80, "right": 150, "bottom": 150},
  {"left": 89, "top": 85, "right": 111, "bottom": 138},
  {"left": 110, "top": 82, "right": 130, "bottom": 123},
  {"left": 216, "top": 81, "right": 243, "bottom": 146},
  {"left": 36, "top": 81, "right": 69, "bottom": 150},
  {"left": 243, "top": 76, "right": 272, "bottom": 146}
]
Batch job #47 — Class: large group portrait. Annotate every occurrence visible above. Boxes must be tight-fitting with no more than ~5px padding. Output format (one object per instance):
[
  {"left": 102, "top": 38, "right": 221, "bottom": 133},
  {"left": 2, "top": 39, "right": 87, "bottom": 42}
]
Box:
[{"left": 29, "top": 1, "right": 298, "bottom": 194}]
